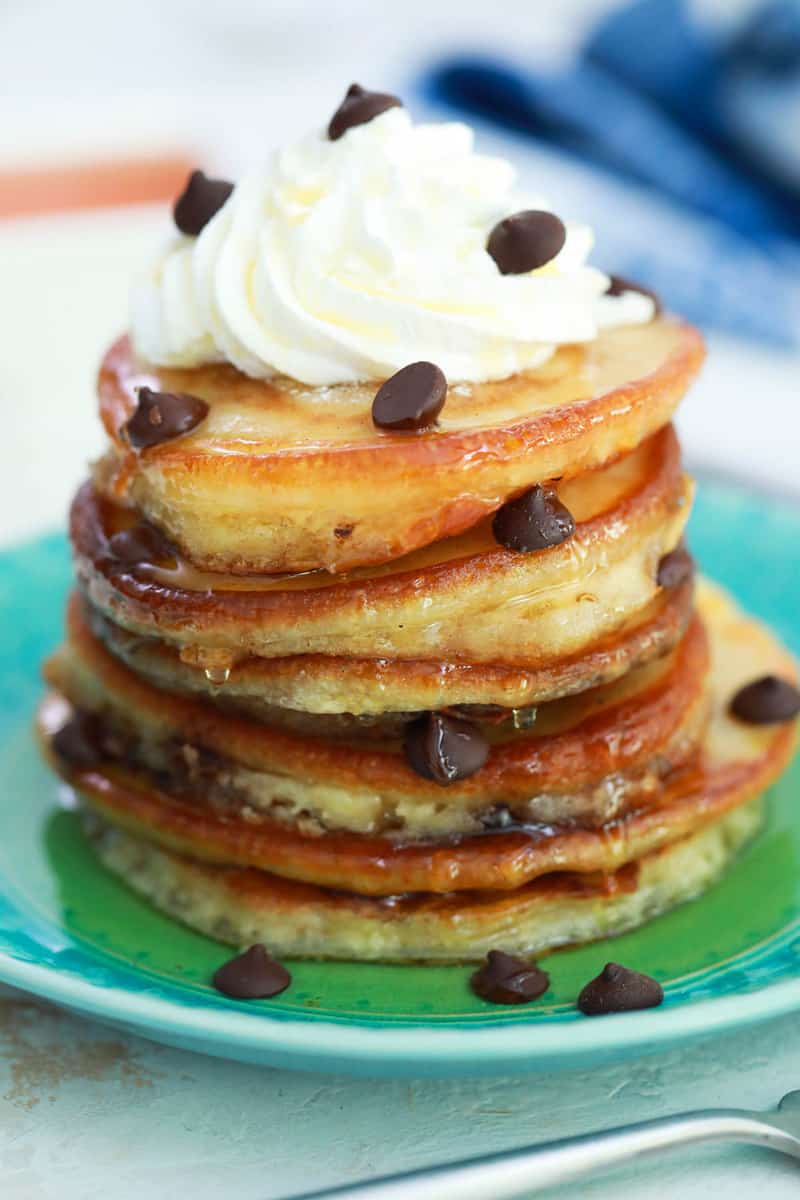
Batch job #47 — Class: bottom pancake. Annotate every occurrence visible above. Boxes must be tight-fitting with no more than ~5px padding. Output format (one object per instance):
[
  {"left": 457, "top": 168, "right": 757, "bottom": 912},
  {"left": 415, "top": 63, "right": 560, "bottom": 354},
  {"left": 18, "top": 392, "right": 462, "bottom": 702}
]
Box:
[{"left": 85, "top": 800, "right": 763, "bottom": 962}]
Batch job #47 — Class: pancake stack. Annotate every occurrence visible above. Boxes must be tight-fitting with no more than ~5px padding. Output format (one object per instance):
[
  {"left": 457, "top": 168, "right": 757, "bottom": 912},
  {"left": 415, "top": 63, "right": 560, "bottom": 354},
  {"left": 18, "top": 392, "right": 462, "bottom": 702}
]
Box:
[{"left": 39, "top": 96, "right": 799, "bottom": 965}]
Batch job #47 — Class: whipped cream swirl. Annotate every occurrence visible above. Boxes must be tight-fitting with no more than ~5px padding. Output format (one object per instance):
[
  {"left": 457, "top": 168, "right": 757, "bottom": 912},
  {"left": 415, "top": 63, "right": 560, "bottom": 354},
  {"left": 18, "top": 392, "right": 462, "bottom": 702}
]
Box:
[{"left": 131, "top": 108, "right": 654, "bottom": 385}]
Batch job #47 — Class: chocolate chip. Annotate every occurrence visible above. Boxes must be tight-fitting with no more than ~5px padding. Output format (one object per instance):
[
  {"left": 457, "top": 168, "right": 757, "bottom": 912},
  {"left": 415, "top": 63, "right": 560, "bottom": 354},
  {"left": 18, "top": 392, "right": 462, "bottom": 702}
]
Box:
[
  {"left": 487, "top": 210, "right": 566, "bottom": 275},
  {"left": 52, "top": 712, "right": 104, "bottom": 769},
  {"left": 108, "top": 522, "right": 178, "bottom": 569},
  {"left": 334, "top": 525, "right": 354, "bottom": 539},
  {"left": 124, "top": 387, "right": 209, "bottom": 450},
  {"left": 404, "top": 713, "right": 488, "bottom": 785},
  {"left": 605, "top": 274, "right": 661, "bottom": 314},
  {"left": 471, "top": 950, "right": 550, "bottom": 1005},
  {"left": 656, "top": 544, "right": 693, "bottom": 589},
  {"left": 328, "top": 83, "right": 402, "bottom": 141},
  {"left": 173, "top": 169, "right": 234, "bottom": 236},
  {"left": 372, "top": 362, "right": 447, "bottom": 431},
  {"left": 578, "top": 962, "right": 664, "bottom": 1015},
  {"left": 212, "top": 945, "right": 291, "bottom": 999},
  {"left": 492, "top": 485, "right": 575, "bottom": 553},
  {"left": 729, "top": 675, "right": 800, "bottom": 725}
]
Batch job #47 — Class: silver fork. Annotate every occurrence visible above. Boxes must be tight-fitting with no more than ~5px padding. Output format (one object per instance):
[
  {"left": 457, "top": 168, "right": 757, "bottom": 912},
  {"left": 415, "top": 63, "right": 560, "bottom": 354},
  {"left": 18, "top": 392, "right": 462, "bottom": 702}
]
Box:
[{"left": 290, "top": 1090, "right": 800, "bottom": 1200}]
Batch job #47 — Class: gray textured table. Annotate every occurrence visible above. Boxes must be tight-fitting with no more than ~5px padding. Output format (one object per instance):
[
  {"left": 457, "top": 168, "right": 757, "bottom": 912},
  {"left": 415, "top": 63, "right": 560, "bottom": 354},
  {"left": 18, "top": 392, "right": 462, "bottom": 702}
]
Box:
[{"left": 2, "top": 984, "right": 799, "bottom": 1199}]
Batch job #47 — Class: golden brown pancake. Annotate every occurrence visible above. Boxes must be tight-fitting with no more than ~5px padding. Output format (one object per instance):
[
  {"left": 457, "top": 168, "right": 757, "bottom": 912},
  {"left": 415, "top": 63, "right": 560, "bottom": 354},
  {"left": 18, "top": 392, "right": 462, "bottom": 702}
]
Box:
[
  {"left": 42, "top": 597, "right": 709, "bottom": 839},
  {"left": 97, "top": 317, "right": 704, "bottom": 573},
  {"left": 75, "top": 426, "right": 691, "bottom": 668},
  {"left": 85, "top": 576, "right": 693, "bottom": 718},
  {"left": 39, "top": 582, "right": 797, "bottom": 893},
  {"left": 86, "top": 800, "right": 763, "bottom": 962}
]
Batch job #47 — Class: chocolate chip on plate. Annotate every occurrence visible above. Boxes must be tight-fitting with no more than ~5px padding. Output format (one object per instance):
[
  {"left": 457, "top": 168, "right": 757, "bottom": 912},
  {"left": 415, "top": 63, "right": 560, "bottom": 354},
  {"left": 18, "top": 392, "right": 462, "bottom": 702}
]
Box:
[
  {"left": 578, "top": 962, "right": 664, "bottom": 1016},
  {"left": 487, "top": 210, "right": 566, "bottom": 275},
  {"left": 328, "top": 83, "right": 402, "bottom": 141},
  {"left": 471, "top": 950, "right": 550, "bottom": 1005},
  {"left": 108, "top": 522, "right": 178, "bottom": 569},
  {"left": 404, "top": 713, "right": 488, "bottom": 786},
  {"left": 492, "top": 485, "right": 575, "bottom": 553},
  {"left": 212, "top": 945, "right": 292, "bottom": 999},
  {"left": 52, "top": 711, "right": 104, "bottom": 770},
  {"left": 124, "top": 386, "right": 209, "bottom": 450},
  {"left": 656, "top": 544, "right": 694, "bottom": 590},
  {"left": 605, "top": 274, "right": 662, "bottom": 315},
  {"left": 729, "top": 675, "right": 800, "bottom": 725},
  {"left": 173, "top": 169, "right": 234, "bottom": 236},
  {"left": 372, "top": 361, "right": 447, "bottom": 431}
]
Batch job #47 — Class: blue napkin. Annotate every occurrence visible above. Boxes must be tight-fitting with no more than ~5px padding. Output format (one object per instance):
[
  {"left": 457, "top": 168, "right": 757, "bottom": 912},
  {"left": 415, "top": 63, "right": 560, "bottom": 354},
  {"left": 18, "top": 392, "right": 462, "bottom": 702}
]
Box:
[{"left": 423, "top": 0, "right": 800, "bottom": 346}]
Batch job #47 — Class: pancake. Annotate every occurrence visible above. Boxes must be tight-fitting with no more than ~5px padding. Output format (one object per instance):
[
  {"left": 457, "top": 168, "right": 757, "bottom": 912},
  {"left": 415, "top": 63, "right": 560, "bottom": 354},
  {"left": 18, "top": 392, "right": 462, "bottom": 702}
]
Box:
[
  {"left": 39, "top": 581, "right": 797, "bottom": 892},
  {"left": 86, "top": 800, "right": 763, "bottom": 962},
  {"left": 75, "top": 425, "right": 691, "bottom": 668},
  {"left": 42, "top": 599, "right": 709, "bottom": 839},
  {"left": 85, "top": 576, "right": 693, "bottom": 718},
  {"left": 97, "top": 317, "right": 703, "bottom": 573}
]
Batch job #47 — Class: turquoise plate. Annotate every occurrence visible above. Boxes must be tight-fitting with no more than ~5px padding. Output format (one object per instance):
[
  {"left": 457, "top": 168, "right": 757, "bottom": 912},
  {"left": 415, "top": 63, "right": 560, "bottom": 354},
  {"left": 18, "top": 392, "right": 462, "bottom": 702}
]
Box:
[{"left": 0, "top": 478, "right": 798, "bottom": 1077}]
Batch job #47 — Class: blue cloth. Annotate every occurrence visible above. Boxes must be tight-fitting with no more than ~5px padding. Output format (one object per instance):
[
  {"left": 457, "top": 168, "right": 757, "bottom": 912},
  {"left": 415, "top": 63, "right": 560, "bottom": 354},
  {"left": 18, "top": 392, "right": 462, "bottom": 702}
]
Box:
[{"left": 422, "top": 0, "right": 800, "bottom": 345}]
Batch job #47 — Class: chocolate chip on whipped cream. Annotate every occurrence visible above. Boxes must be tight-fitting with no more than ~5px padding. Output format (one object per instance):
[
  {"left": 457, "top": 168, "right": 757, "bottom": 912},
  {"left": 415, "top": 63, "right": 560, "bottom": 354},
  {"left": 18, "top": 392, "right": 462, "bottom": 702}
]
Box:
[
  {"left": 131, "top": 107, "right": 656, "bottom": 385},
  {"left": 729, "top": 676, "right": 800, "bottom": 725},
  {"left": 606, "top": 275, "right": 662, "bottom": 316},
  {"left": 472, "top": 950, "right": 550, "bottom": 1005},
  {"left": 328, "top": 83, "right": 402, "bottom": 140},
  {"left": 173, "top": 169, "right": 234, "bottom": 236},
  {"left": 492, "top": 486, "right": 575, "bottom": 553},
  {"left": 487, "top": 210, "right": 566, "bottom": 275},
  {"left": 404, "top": 713, "right": 488, "bottom": 785},
  {"left": 212, "top": 945, "right": 291, "bottom": 999},
  {"left": 124, "top": 387, "right": 209, "bottom": 450},
  {"left": 372, "top": 362, "right": 447, "bottom": 431},
  {"left": 578, "top": 962, "right": 664, "bottom": 1015}
]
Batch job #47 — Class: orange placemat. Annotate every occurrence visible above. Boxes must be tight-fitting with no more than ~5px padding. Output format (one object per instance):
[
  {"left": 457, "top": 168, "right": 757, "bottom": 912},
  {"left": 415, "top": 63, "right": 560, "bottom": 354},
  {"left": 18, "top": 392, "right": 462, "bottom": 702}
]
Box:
[{"left": 0, "top": 156, "right": 194, "bottom": 218}]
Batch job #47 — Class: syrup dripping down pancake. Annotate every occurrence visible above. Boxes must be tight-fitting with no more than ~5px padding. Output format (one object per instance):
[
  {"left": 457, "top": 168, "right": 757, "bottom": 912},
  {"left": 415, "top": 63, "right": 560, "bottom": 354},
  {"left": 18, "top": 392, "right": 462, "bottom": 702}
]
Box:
[
  {"left": 39, "top": 583, "right": 797, "bottom": 893},
  {"left": 84, "top": 577, "right": 693, "bottom": 718},
  {"left": 42, "top": 596, "right": 709, "bottom": 840}
]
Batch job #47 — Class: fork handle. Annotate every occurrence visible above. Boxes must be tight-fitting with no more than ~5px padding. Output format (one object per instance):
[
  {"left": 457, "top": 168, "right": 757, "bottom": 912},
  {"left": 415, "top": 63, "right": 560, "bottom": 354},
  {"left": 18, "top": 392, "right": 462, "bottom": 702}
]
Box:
[{"left": 290, "top": 1109, "right": 796, "bottom": 1200}]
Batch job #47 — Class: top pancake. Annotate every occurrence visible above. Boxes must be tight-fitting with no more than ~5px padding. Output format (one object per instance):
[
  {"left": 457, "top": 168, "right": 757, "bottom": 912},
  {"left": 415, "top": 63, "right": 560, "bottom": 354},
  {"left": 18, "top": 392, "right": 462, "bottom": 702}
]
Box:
[{"left": 97, "top": 317, "right": 704, "bottom": 573}]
